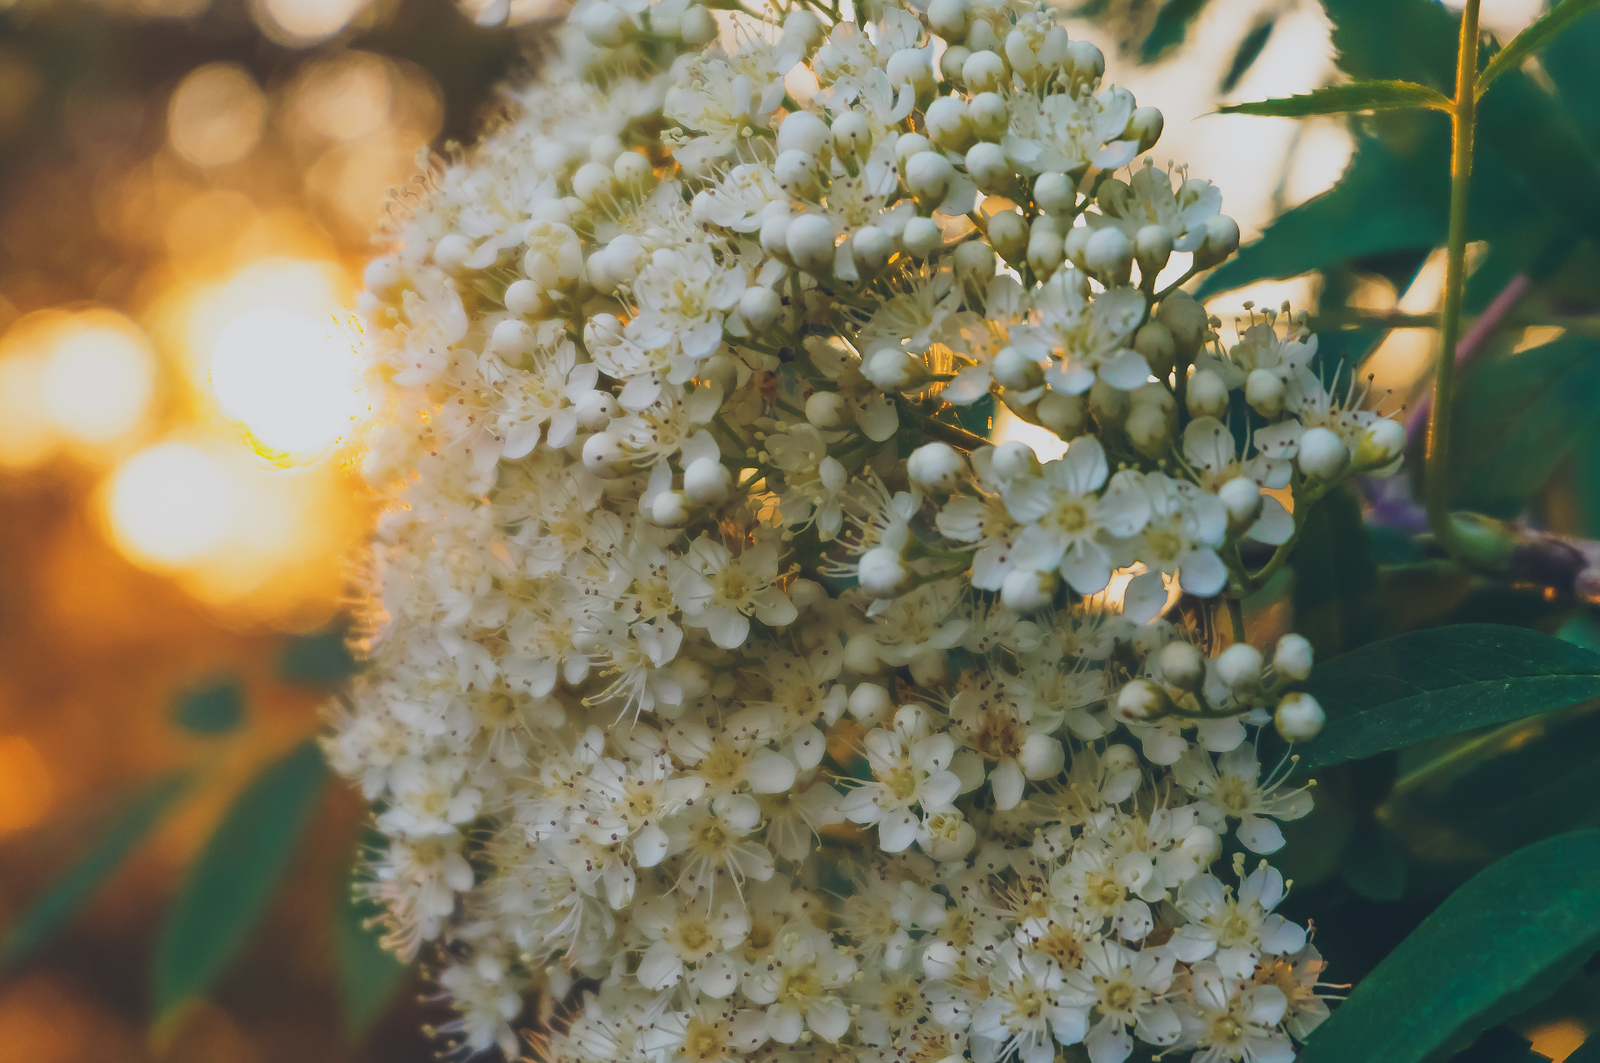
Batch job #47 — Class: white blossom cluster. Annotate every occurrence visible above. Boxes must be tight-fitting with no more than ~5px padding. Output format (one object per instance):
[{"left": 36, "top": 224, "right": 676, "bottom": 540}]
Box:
[{"left": 327, "top": 1, "right": 1406, "bottom": 1061}]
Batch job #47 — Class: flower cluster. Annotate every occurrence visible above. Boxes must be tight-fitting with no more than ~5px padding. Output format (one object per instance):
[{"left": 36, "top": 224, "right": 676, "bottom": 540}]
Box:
[{"left": 328, "top": 1, "right": 1401, "bottom": 1060}]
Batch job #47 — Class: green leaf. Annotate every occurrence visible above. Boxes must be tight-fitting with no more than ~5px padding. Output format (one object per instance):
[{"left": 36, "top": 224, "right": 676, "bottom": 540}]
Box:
[
  {"left": 1449, "top": 335, "right": 1600, "bottom": 518},
  {"left": 1139, "top": 0, "right": 1213, "bottom": 62},
  {"left": 1277, "top": 624, "right": 1600, "bottom": 775},
  {"left": 1219, "top": 79, "right": 1450, "bottom": 117},
  {"left": 1219, "top": 17, "right": 1275, "bottom": 95},
  {"left": 1479, "top": 0, "right": 1600, "bottom": 96},
  {"left": 1196, "top": 135, "right": 1448, "bottom": 297},
  {"left": 333, "top": 870, "right": 411, "bottom": 1039},
  {"left": 1297, "top": 830, "right": 1600, "bottom": 1063},
  {"left": 153, "top": 740, "right": 328, "bottom": 1019},
  {"left": 0, "top": 772, "right": 190, "bottom": 971},
  {"left": 1289, "top": 486, "right": 1384, "bottom": 658},
  {"left": 1454, "top": 1027, "right": 1553, "bottom": 1063},
  {"left": 278, "top": 624, "right": 360, "bottom": 685},
  {"left": 1340, "top": 819, "right": 1408, "bottom": 902},
  {"left": 172, "top": 677, "right": 245, "bottom": 735}
]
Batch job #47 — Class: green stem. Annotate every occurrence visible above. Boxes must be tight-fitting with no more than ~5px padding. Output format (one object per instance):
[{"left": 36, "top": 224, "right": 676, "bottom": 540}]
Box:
[
  {"left": 1425, "top": 0, "right": 1481, "bottom": 559},
  {"left": 897, "top": 400, "right": 992, "bottom": 452},
  {"left": 1226, "top": 597, "right": 1246, "bottom": 644}
]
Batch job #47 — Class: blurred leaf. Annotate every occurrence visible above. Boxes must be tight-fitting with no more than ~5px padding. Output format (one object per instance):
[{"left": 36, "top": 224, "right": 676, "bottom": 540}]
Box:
[
  {"left": 278, "top": 627, "right": 359, "bottom": 685},
  {"left": 1269, "top": 624, "right": 1600, "bottom": 776},
  {"left": 334, "top": 875, "right": 411, "bottom": 1039},
  {"left": 1197, "top": 136, "right": 1448, "bottom": 297},
  {"left": 1478, "top": 0, "right": 1600, "bottom": 96},
  {"left": 172, "top": 677, "right": 245, "bottom": 735},
  {"left": 953, "top": 392, "right": 996, "bottom": 440},
  {"left": 0, "top": 772, "right": 189, "bottom": 971},
  {"left": 1139, "top": 0, "right": 1213, "bottom": 62},
  {"left": 1219, "top": 17, "right": 1274, "bottom": 95},
  {"left": 154, "top": 741, "right": 328, "bottom": 1020},
  {"left": 1569, "top": 1034, "right": 1600, "bottom": 1063},
  {"left": 1219, "top": 80, "right": 1449, "bottom": 117},
  {"left": 1290, "top": 486, "right": 1384, "bottom": 657},
  {"left": 1449, "top": 336, "right": 1600, "bottom": 518},
  {"left": 1297, "top": 830, "right": 1600, "bottom": 1063},
  {"left": 1542, "top": 7, "right": 1600, "bottom": 147},
  {"left": 1340, "top": 819, "right": 1408, "bottom": 901},
  {"left": 1325, "top": 0, "right": 1600, "bottom": 247},
  {"left": 1454, "top": 1027, "right": 1553, "bottom": 1063}
]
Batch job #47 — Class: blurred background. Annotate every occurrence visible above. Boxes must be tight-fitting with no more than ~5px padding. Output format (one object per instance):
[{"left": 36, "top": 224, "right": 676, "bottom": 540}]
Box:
[{"left": 0, "top": 0, "right": 1597, "bottom": 1060}]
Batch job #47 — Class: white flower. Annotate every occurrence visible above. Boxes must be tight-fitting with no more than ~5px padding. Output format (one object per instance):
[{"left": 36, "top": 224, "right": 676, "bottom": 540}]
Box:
[
  {"left": 670, "top": 536, "right": 797, "bottom": 648},
  {"left": 1170, "top": 866, "right": 1307, "bottom": 979},
  {"left": 1015, "top": 268, "right": 1148, "bottom": 394},
  {"left": 634, "top": 894, "right": 750, "bottom": 997},
  {"left": 742, "top": 923, "right": 858, "bottom": 1043},
  {"left": 1173, "top": 962, "right": 1295, "bottom": 1063},
  {"left": 841, "top": 707, "right": 963, "bottom": 851},
  {"left": 1004, "top": 436, "right": 1151, "bottom": 594},
  {"left": 1172, "top": 742, "right": 1313, "bottom": 854},
  {"left": 1059, "top": 940, "right": 1181, "bottom": 1063}
]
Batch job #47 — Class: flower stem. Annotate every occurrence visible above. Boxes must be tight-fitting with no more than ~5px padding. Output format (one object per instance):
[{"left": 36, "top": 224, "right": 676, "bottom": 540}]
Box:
[
  {"left": 1226, "top": 597, "right": 1246, "bottom": 644},
  {"left": 1425, "top": 0, "right": 1482, "bottom": 559}
]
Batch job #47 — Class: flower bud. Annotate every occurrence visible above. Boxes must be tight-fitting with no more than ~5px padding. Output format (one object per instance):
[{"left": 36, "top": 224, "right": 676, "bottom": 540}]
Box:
[
  {"left": 575, "top": 390, "right": 618, "bottom": 431},
  {"left": 776, "top": 109, "right": 829, "bottom": 157},
  {"left": 964, "top": 141, "right": 1011, "bottom": 192},
  {"left": 1297, "top": 426, "right": 1349, "bottom": 479},
  {"left": 1158, "top": 640, "right": 1205, "bottom": 691},
  {"left": 1027, "top": 227, "right": 1064, "bottom": 280},
  {"left": 1218, "top": 476, "right": 1262, "bottom": 527},
  {"left": 613, "top": 151, "right": 654, "bottom": 191},
  {"left": 927, "top": 0, "right": 968, "bottom": 39},
  {"left": 1032, "top": 172, "right": 1074, "bottom": 217},
  {"left": 863, "top": 348, "right": 930, "bottom": 392},
  {"left": 504, "top": 278, "right": 546, "bottom": 317},
  {"left": 806, "top": 390, "right": 848, "bottom": 429},
  {"left": 902, "top": 216, "right": 943, "bottom": 259},
  {"left": 1275, "top": 692, "right": 1325, "bottom": 742},
  {"left": 1245, "top": 368, "right": 1285, "bottom": 417},
  {"left": 491, "top": 318, "right": 534, "bottom": 357},
  {"left": 786, "top": 213, "right": 838, "bottom": 273},
  {"left": 859, "top": 546, "right": 912, "bottom": 597},
  {"left": 582, "top": 431, "right": 629, "bottom": 477},
  {"left": 954, "top": 240, "right": 996, "bottom": 289},
  {"left": 1195, "top": 213, "right": 1241, "bottom": 267},
  {"left": 1134, "top": 223, "right": 1174, "bottom": 278},
  {"left": 1133, "top": 321, "right": 1176, "bottom": 378},
  {"left": 993, "top": 346, "right": 1043, "bottom": 391},
  {"left": 782, "top": 9, "right": 824, "bottom": 52},
  {"left": 845, "top": 634, "right": 885, "bottom": 674},
  {"left": 998, "top": 566, "right": 1054, "bottom": 611},
  {"left": 679, "top": 4, "right": 718, "bottom": 45},
  {"left": 849, "top": 682, "right": 893, "bottom": 725},
  {"left": 650, "top": 490, "right": 693, "bottom": 527},
  {"left": 1158, "top": 289, "right": 1209, "bottom": 352},
  {"left": 1357, "top": 418, "right": 1406, "bottom": 469},
  {"left": 1063, "top": 224, "right": 1093, "bottom": 270},
  {"left": 989, "top": 440, "right": 1040, "bottom": 481},
  {"left": 905, "top": 151, "right": 955, "bottom": 205},
  {"left": 886, "top": 47, "right": 935, "bottom": 106},
  {"left": 962, "top": 49, "right": 1008, "bottom": 94},
  {"left": 1216, "top": 643, "right": 1263, "bottom": 691},
  {"left": 1128, "top": 106, "right": 1164, "bottom": 152},
  {"left": 893, "top": 132, "right": 932, "bottom": 171},
  {"left": 363, "top": 256, "right": 401, "bottom": 294},
  {"left": 907, "top": 442, "right": 967, "bottom": 490},
  {"left": 683, "top": 455, "right": 732, "bottom": 505},
  {"left": 959, "top": 93, "right": 1002, "bottom": 142},
  {"left": 1126, "top": 403, "right": 1169, "bottom": 457},
  {"left": 1037, "top": 389, "right": 1086, "bottom": 438},
  {"left": 581, "top": 1, "right": 632, "bottom": 46},
  {"left": 530, "top": 196, "right": 572, "bottom": 225},
  {"left": 852, "top": 225, "right": 892, "bottom": 273},
  {"left": 572, "top": 161, "right": 617, "bottom": 205},
  {"left": 1185, "top": 368, "right": 1228, "bottom": 419},
  {"left": 1065, "top": 39, "right": 1105, "bottom": 84},
  {"left": 1088, "top": 378, "right": 1128, "bottom": 424},
  {"left": 1117, "top": 678, "right": 1170, "bottom": 720},
  {"left": 939, "top": 45, "right": 971, "bottom": 86},
  {"left": 967, "top": 17, "right": 1001, "bottom": 52},
  {"left": 740, "top": 286, "right": 781, "bottom": 332},
  {"left": 925, "top": 96, "right": 974, "bottom": 152},
  {"left": 922, "top": 812, "right": 976, "bottom": 860},
  {"left": 1272, "top": 634, "right": 1314, "bottom": 683},
  {"left": 1084, "top": 226, "right": 1133, "bottom": 285},
  {"left": 832, "top": 111, "right": 872, "bottom": 159},
  {"left": 434, "top": 233, "right": 474, "bottom": 271},
  {"left": 759, "top": 211, "right": 793, "bottom": 261},
  {"left": 775, "top": 149, "right": 821, "bottom": 199},
  {"left": 1019, "top": 733, "right": 1066, "bottom": 780},
  {"left": 987, "top": 209, "right": 1029, "bottom": 266}
]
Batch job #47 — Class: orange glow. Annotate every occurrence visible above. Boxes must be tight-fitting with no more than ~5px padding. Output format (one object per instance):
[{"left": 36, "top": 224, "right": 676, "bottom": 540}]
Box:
[
  {"left": 106, "top": 442, "right": 238, "bottom": 566},
  {"left": 0, "top": 735, "right": 54, "bottom": 836},
  {"left": 257, "top": 0, "right": 371, "bottom": 41},
  {"left": 41, "top": 315, "right": 156, "bottom": 446},
  {"left": 167, "top": 63, "right": 267, "bottom": 168},
  {"left": 1529, "top": 1020, "right": 1589, "bottom": 1062},
  {"left": 0, "top": 350, "right": 58, "bottom": 470}
]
